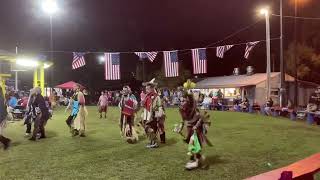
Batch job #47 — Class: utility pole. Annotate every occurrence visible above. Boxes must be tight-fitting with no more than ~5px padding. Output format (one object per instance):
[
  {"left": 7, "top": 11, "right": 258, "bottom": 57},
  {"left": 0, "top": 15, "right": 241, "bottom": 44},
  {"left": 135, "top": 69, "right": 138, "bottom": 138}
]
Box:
[
  {"left": 280, "top": 0, "right": 286, "bottom": 107},
  {"left": 294, "top": 0, "right": 298, "bottom": 107}
]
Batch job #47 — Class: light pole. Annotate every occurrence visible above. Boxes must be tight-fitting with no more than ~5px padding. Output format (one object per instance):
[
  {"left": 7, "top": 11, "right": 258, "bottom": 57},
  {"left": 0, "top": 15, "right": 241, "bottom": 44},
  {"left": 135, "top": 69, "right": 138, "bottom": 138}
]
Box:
[
  {"left": 294, "top": 0, "right": 298, "bottom": 107},
  {"left": 260, "top": 8, "right": 272, "bottom": 100},
  {"left": 42, "top": 0, "right": 58, "bottom": 88},
  {"left": 280, "top": 0, "right": 286, "bottom": 107}
]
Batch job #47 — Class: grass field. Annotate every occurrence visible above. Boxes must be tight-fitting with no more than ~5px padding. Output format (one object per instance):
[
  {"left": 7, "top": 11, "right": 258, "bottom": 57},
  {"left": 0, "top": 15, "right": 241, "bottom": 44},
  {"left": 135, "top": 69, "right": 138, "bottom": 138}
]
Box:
[{"left": 0, "top": 107, "right": 320, "bottom": 180}]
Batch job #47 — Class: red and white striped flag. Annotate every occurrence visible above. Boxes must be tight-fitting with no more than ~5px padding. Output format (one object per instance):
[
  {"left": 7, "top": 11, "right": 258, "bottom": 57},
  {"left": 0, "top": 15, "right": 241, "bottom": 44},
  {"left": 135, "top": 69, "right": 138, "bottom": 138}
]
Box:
[
  {"left": 244, "top": 41, "right": 259, "bottom": 59},
  {"left": 72, "top": 52, "right": 86, "bottom": 69},
  {"left": 134, "top": 52, "right": 158, "bottom": 62},
  {"left": 163, "top": 51, "right": 179, "bottom": 77},
  {"left": 216, "top": 45, "right": 233, "bottom": 58},
  {"left": 192, "top": 48, "right": 207, "bottom": 74},
  {"left": 105, "top": 53, "right": 120, "bottom": 80}
]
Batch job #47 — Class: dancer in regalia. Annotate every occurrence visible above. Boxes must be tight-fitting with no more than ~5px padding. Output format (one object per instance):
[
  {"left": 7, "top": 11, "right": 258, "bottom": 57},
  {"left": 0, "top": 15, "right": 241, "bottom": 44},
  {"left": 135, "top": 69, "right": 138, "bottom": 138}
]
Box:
[
  {"left": 142, "top": 79, "right": 166, "bottom": 148},
  {"left": 65, "top": 93, "right": 79, "bottom": 133},
  {"left": 176, "top": 90, "right": 211, "bottom": 170},
  {"left": 71, "top": 84, "right": 87, "bottom": 137},
  {"left": 24, "top": 89, "right": 35, "bottom": 137},
  {"left": 29, "top": 87, "right": 50, "bottom": 141},
  {"left": 118, "top": 86, "right": 138, "bottom": 143}
]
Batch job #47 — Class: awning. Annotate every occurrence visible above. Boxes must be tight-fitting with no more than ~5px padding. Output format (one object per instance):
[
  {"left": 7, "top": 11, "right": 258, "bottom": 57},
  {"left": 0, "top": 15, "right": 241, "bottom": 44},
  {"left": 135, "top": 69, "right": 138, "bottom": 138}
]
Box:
[{"left": 55, "top": 81, "right": 85, "bottom": 89}]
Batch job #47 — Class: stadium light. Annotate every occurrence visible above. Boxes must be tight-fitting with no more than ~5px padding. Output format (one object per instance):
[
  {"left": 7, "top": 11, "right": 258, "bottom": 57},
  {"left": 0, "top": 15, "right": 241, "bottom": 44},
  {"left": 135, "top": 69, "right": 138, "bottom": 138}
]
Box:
[
  {"left": 42, "top": 0, "right": 59, "bottom": 15},
  {"left": 98, "top": 56, "right": 105, "bottom": 64},
  {"left": 259, "top": 7, "right": 271, "bottom": 100},
  {"left": 44, "top": 63, "right": 52, "bottom": 69},
  {"left": 260, "top": 8, "right": 269, "bottom": 16},
  {"left": 16, "top": 58, "right": 39, "bottom": 67}
]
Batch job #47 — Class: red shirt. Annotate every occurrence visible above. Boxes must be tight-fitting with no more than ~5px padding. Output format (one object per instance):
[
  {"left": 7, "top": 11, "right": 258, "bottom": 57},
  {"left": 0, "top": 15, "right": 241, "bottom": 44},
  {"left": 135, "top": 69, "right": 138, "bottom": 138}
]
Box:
[
  {"left": 144, "top": 92, "right": 157, "bottom": 111},
  {"left": 21, "top": 97, "right": 29, "bottom": 108}
]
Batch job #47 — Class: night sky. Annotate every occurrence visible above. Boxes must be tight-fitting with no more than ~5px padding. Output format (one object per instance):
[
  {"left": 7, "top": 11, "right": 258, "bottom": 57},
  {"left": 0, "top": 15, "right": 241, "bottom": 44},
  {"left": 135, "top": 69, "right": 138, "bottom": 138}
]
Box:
[{"left": 0, "top": 0, "right": 318, "bottom": 91}]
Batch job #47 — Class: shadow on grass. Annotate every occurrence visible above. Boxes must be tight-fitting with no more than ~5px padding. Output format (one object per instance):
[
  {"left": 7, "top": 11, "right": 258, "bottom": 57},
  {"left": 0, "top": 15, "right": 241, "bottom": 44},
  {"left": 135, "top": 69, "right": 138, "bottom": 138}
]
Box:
[
  {"left": 87, "top": 129, "right": 100, "bottom": 135},
  {"left": 165, "top": 138, "right": 178, "bottom": 146},
  {"left": 10, "top": 141, "right": 22, "bottom": 147},
  {"left": 45, "top": 130, "right": 58, "bottom": 139},
  {"left": 137, "top": 135, "right": 146, "bottom": 141},
  {"left": 206, "top": 155, "right": 227, "bottom": 166}
]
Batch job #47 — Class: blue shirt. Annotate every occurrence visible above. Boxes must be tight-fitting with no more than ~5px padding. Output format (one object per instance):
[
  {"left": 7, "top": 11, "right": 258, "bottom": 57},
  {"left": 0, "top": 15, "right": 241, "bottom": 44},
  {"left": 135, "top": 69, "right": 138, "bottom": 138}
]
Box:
[
  {"left": 71, "top": 100, "right": 79, "bottom": 116},
  {"left": 8, "top": 96, "right": 18, "bottom": 108}
]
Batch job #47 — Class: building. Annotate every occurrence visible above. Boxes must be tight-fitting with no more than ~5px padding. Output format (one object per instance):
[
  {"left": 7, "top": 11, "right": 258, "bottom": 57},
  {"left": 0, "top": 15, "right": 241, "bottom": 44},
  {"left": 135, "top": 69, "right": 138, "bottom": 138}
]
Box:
[
  {"left": 195, "top": 72, "right": 319, "bottom": 107},
  {"left": 0, "top": 49, "right": 15, "bottom": 95},
  {"left": 0, "top": 49, "right": 53, "bottom": 95}
]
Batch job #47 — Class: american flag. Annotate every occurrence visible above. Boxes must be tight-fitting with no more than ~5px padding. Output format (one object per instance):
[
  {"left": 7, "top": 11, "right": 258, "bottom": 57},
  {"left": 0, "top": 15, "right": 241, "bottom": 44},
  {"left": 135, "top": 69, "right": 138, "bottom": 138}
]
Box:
[
  {"left": 105, "top": 53, "right": 120, "bottom": 80},
  {"left": 134, "top": 52, "right": 158, "bottom": 62},
  {"left": 164, "top": 51, "right": 179, "bottom": 77},
  {"left": 72, "top": 52, "right": 86, "bottom": 69},
  {"left": 192, "top": 48, "right": 207, "bottom": 74},
  {"left": 216, "top": 45, "right": 233, "bottom": 58},
  {"left": 244, "top": 41, "right": 259, "bottom": 59}
]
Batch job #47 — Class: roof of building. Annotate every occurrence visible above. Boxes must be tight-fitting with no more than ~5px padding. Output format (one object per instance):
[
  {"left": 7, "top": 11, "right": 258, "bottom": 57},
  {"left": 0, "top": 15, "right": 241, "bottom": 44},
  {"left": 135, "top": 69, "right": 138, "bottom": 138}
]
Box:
[
  {"left": 0, "top": 49, "right": 15, "bottom": 61},
  {"left": 195, "top": 72, "right": 295, "bottom": 89}
]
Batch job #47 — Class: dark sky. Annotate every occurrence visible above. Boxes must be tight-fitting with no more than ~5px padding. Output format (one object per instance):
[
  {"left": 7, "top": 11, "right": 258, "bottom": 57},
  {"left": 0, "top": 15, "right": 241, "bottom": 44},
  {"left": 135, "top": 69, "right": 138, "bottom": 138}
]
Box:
[{"left": 0, "top": 0, "right": 317, "bottom": 90}]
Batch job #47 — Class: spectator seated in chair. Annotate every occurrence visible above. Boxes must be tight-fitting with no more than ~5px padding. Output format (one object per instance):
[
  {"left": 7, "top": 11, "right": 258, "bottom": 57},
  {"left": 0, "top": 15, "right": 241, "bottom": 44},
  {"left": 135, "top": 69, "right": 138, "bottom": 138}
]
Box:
[
  {"left": 7, "top": 92, "right": 17, "bottom": 111},
  {"left": 264, "top": 98, "right": 274, "bottom": 116},
  {"left": 216, "top": 100, "right": 224, "bottom": 111},
  {"left": 251, "top": 101, "right": 261, "bottom": 112},
  {"left": 240, "top": 97, "right": 250, "bottom": 112},
  {"left": 307, "top": 86, "right": 320, "bottom": 125},
  {"left": 280, "top": 100, "right": 293, "bottom": 117},
  {"left": 201, "top": 95, "right": 212, "bottom": 110},
  {"left": 233, "top": 96, "right": 242, "bottom": 111}
]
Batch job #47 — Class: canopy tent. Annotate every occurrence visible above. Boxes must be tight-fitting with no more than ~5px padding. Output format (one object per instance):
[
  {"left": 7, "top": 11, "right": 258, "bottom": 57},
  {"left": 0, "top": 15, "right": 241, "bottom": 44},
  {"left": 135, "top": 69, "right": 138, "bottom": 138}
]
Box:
[{"left": 55, "top": 81, "right": 84, "bottom": 89}]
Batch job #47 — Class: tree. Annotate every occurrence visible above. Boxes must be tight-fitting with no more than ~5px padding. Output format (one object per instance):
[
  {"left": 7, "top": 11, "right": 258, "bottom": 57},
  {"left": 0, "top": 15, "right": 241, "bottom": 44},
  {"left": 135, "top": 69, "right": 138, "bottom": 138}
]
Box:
[
  {"left": 148, "top": 65, "right": 192, "bottom": 89},
  {"left": 285, "top": 42, "right": 320, "bottom": 83}
]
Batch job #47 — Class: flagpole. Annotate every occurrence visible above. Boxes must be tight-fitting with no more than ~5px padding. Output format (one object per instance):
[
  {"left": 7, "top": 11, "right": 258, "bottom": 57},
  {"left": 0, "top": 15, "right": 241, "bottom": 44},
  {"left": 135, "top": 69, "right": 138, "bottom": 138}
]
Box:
[
  {"left": 15, "top": 46, "right": 18, "bottom": 91},
  {"left": 142, "top": 47, "right": 146, "bottom": 82},
  {"left": 143, "top": 60, "right": 145, "bottom": 82}
]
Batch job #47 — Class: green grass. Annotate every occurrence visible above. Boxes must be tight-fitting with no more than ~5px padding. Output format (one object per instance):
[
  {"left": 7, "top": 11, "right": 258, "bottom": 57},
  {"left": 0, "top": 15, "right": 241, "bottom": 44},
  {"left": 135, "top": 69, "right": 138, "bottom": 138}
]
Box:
[{"left": 0, "top": 107, "right": 320, "bottom": 180}]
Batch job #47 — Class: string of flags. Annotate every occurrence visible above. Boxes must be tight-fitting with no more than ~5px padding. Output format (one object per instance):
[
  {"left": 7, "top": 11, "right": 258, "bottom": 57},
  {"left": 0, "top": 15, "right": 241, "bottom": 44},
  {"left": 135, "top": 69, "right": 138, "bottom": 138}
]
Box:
[
  {"left": 72, "top": 52, "right": 86, "bottom": 70},
  {"left": 216, "top": 45, "right": 234, "bottom": 59},
  {"left": 71, "top": 40, "right": 261, "bottom": 79},
  {"left": 192, "top": 48, "right": 207, "bottom": 74},
  {"left": 244, "top": 41, "right": 260, "bottom": 59},
  {"left": 134, "top": 52, "right": 158, "bottom": 62},
  {"left": 105, "top": 53, "right": 121, "bottom": 80}
]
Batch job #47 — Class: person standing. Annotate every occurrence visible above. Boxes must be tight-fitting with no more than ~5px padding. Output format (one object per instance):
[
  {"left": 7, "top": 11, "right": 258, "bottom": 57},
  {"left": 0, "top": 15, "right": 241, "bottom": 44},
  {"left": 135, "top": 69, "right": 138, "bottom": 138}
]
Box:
[
  {"left": 0, "top": 88, "right": 11, "bottom": 150},
  {"left": 29, "top": 87, "right": 50, "bottom": 141},
  {"left": 72, "top": 84, "right": 87, "bottom": 137},
  {"left": 118, "top": 86, "right": 138, "bottom": 143},
  {"left": 142, "top": 79, "right": 165, "bottom": 148},
  {"left": 97, "top": 91, "right": 108, "bottom": 119}
]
